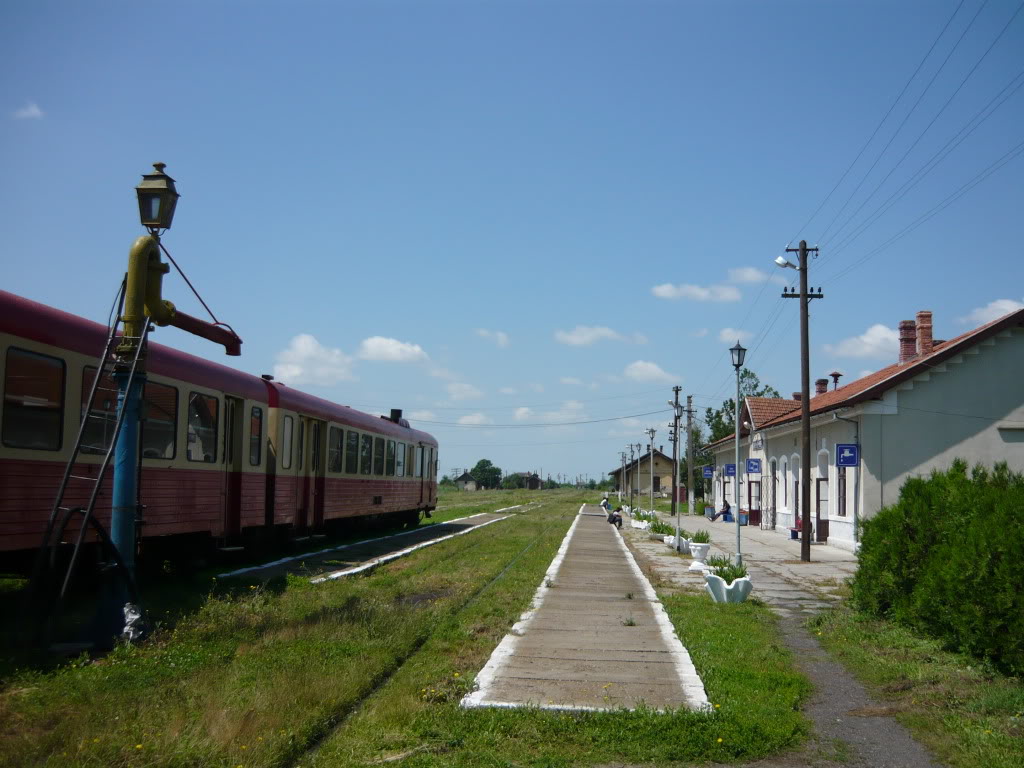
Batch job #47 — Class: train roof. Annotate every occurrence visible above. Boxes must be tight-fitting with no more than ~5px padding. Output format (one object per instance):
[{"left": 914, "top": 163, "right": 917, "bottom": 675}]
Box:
[
  {"left": 1, "top": 291, "right": 438, "bottom": 444},
  {"left": 268, "top": 383, "right": 437, "bottom": 445}
]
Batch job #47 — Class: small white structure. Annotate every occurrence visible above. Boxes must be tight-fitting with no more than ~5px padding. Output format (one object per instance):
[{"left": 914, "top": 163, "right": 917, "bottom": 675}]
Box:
[
  {"left": 709, "top": 308, "right": 1024, "bottom": 552},
  {"left": 454, "top": 471, "right": 478, "bottom": 491}
]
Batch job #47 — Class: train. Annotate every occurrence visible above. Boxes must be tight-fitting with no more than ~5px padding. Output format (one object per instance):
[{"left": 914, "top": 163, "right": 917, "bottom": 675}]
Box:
[{"left": 0, "top": 290, "right": 439, "bottom": 571}]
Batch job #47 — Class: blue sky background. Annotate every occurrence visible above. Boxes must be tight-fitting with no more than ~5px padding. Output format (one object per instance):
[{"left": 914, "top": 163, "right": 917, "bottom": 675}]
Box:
[{"left": 3, "top": 0, "right": 1022, "bottom": 482}]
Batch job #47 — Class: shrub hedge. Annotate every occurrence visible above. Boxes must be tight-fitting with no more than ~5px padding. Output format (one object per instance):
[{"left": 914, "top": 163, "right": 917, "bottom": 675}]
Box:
[{"left": 851, "top": 460, "right": 1024, "bottom": 676}]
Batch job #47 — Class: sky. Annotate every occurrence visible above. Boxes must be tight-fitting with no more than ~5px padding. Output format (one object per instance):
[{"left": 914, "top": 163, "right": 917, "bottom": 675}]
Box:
[{"left": 2, "top": 0, "right": 1022, "bottom": 483}]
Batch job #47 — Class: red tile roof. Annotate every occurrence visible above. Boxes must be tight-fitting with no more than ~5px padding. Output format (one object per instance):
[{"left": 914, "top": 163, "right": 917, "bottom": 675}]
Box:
[
  {"left": 747, "top": 397, "right": 800, "bottom": 428},
  {"left": 710, "top": 306, "right": 1024, "bottom": 446}
]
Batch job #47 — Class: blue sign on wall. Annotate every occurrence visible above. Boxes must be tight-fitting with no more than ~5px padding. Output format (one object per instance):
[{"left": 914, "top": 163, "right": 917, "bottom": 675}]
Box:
[
  {"left": 837, "top": 444, "right": 860, "bottom": 467},
  {"left": 746, "top": 458, "right": 762, "bottom": 474},
  {"left": 725, "top": 463, "right": 736, "bottom": 476},
  {"left": 702, "top": 466, "right": 714, "bottom": 478}
]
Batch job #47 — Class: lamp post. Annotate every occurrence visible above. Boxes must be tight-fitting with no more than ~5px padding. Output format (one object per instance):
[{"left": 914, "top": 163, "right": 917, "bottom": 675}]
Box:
[
  {"left": 645, "top": 428, "right": 656, "bottom": 514},
  {"left": 776, "top": 242, "right": 822, "bottom": 562},
  {"left": 730, "top": 341, "right": 746, "bottom": 566}
]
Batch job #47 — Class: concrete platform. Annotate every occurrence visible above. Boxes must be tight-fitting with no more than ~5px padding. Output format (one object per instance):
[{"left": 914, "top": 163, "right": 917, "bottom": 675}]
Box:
[{"left": 461, "top": 505, "right": 709, "bottom": 712}]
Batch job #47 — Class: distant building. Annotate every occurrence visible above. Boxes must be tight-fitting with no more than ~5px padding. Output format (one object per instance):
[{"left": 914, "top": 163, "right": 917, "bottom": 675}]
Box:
[
  {"left": 455, "top": 471, "right": 478, "bottom": 491},
  {"left": 608, "top": 448, "right": 674, "bottom": 503},
  {"left": 511, "top": 471, "right": 542, "bottom": 490},
  {"left": 707, "top": 307, "right": 1024, "bottom": 552}
]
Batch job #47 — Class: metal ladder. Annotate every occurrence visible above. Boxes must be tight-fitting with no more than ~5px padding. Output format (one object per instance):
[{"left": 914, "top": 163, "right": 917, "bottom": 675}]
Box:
[{"left": 29, "top": 281, "right": 150, "bottom": 639}]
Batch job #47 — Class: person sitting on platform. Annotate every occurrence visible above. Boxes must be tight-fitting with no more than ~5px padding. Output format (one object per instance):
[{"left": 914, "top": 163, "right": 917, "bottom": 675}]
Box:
[
  {"left": 607, "top": 506, "right": 624, "bottom": 529},
  {"left": 708, "top": 498, "right": 730, "bottom": 522}
]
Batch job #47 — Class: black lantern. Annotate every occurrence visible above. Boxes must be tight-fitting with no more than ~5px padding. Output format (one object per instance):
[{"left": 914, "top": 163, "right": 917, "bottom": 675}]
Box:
[
  {"left": 730, "top": 340, "right": 747, "bottom": 370},
  {"left": 135, "top": 162, "right": 179, "bottom": 231}
]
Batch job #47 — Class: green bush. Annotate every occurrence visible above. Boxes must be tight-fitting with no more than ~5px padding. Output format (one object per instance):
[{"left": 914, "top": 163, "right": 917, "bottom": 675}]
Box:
[
  {"left": 691, "top": 529, "right": 711, "bottom": 543},
  {"left": 650, "top": 520, "right": 674, "bottom": 535},
  {"left": 851, "top": 460, "right": 1024, "bottom": 676}
]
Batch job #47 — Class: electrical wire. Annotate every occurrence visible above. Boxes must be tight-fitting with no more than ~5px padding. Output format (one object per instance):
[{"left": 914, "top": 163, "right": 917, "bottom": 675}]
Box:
[{"left": 413, "top": 407, "right": 674, "bottom": 428}]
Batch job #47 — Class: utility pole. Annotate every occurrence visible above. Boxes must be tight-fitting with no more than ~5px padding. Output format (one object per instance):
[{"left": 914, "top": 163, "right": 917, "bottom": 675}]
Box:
[
  {"left": 781, "top": 240, "right": 823, "bottom": 562},
  {"left": 645, "top": 428, "right": 656, "bottom": 514},
  {"left": 686, "top": 395, "right": 695, "bottom": 519},
  {"left": 619, "top": 451, "right": 627, "bottom": 504},
  {"left": 669, "top": 386, "right": 682, "bottom": 549}
]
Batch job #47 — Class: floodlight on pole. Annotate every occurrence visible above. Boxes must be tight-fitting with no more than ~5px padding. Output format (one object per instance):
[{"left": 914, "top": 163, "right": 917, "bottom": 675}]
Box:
[{"left": 730, "top": 341, "right": 746, "bottom": 566}]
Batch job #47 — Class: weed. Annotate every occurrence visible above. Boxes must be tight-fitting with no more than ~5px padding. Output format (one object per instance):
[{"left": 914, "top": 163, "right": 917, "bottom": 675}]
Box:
[
  {"left": 622, "top": 616, "right": 637, "bottom": 626},
  {"left": 625, "top": 592, "right": 633, "bottom": 600}
]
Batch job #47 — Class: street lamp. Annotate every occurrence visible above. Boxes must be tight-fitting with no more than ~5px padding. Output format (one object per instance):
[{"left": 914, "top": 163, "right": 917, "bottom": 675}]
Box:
[
  {"left": 730, "top": 341, "right": 746, "bottom": 566},
  {"left": 135, "top": 162, "right": 180, "bottom": 232},
  {"left": 645, "top": 428, "right": 656, "bottom": 514}
]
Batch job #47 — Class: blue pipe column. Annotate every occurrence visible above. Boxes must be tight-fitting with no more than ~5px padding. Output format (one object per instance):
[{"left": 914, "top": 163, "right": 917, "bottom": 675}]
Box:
[{"left": 111, "top": 370, "right": 145, "bottom": 605}]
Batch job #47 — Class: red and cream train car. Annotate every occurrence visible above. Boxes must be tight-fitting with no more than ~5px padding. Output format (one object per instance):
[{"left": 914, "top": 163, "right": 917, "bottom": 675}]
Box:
[{"left": 0, "top": 290, "right": 438, "bottom": 568}]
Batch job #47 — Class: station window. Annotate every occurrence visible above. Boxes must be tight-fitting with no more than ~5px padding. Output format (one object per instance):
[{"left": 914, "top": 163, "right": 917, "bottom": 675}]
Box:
[
  {"left": 249, "top": 407, "right": 263, "bottom": 466},
  {"left": 3, "top": 347, "right": 65, "bottom": 451},
  {"left": 373, "top": 436, "right": 385, "bottom": 475},
  {"left": 328, "top": 426, "right": 343, "bottom": 472},
  {"left": 360, "top": 433, "right": 372, "bottom": 475},
  {"left": 187, "top": 392, "right": 218, "bottom": 463},
  {"left": 395, "top": 441, "right": 405, "bottom": 477},
  {"left": 345, "top": 430, "right": 359, "bottom": 473},
  {"left": 141, "top": 381, "right": 177, "bottom": 459},
  {"left": 282, "top": 415, "right": 294, "bottom": 470},
  {"left": 386, "top": 440, "right": 396, "bottom": 476}
]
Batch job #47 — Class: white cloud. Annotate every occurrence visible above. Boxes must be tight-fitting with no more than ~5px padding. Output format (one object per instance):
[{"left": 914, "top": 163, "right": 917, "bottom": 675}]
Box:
[
  {"left": 690, "top": 328, "right": 709, "bottom": 338},
  {"left": 274, "top": 334, "right": 355, "bottom": 386},
  {"left": 623, "top": 360, "right": 676, "bottom": 383},
  {"left": 651, "top": 283, "right": 741, "bottom": 302},
  {"left": 959, "top": 298, "right": 1024, "bottom": 326},
  {"left": 859, "top": 369, "right": 874, "bottom": 379},
  {"left": 13, "top": 102, "right": 43, "bottom": 120},
  {"left": 457, "top": 412, "right": 491, "bottom": 425},
  {"left": 447, "top": 381, "right": 483, "bottom": 400},
  {"left": 476, "top": 328, "right": 510, "bottom": 348},
  {"left": 409, "top": 410, "right": 436, "bottom": 420},
  {"left": 727, "top": 267, "right": 787, "bottom": 286},
  {"left": 357, "top": 336, "right": 428, "bottom": 362},
  {"left": 514, "top": 407, "right": 534, "bottom": 421},
  {"left": 718, "top": 328, "right": 753, "bottom": 344},
  {"left": 542, "top": 400, "right": 585, "bottom": 422},
  {"left": 554, "top": 325, "right": 623, "bottom": 346},
  {"left": 824, "top": 324, "right": 899, "bottom": 359},
  {"left": 560, "top": 377, "right": 583, "bottom": 386},
  {"left": 529, "top": 383, "right": 545, "bottom": 393},
  {"left": 498, "top": 386, "right": 518, "bottom": 395},
  {"left": 632, "top": 333, "right": 649, "bottom": 345}
]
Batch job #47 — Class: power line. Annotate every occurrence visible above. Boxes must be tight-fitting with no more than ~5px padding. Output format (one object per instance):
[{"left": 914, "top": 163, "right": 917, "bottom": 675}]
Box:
[
  {"left": 342, "top": 386, "right": 672, "bottom": 414},
  {"left": 822, "top": 0, "right": 1024, "bottom": 251},
  {"left": 414, "top": 407, "right": 674, "bottom": 428},
  {"left": 817, "top": 0, "right": 993, "bottom": 245}
]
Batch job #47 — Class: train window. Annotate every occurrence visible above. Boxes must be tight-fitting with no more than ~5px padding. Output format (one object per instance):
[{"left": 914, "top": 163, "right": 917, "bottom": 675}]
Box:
[
  {"left": 395, "top": 441, "right": 405, "bottom": 477},
  {"left": 373, "top": 437, "right": 385, "bottom": 475},
  {"left": 282, "top": 415, "right": 293, "bottom": 469},
  {"left": 3, "top": 348, "right": 65, "bottom": 451},
  {"left": 345, "top": 430, "right": 359, "bottom": 473},
  {"left": 429, "top": 447, "right": 436, "bottom": 477},
  {"left": 187, "top": 392, "right": 218, "bottom": 463},
  {"left": 250, "top": 407, "right": 263, "bottom": 466},
  {"left": 360, "top": 434, "right": 372, "bottom": 474},
  {"left": 386, "top": 440, "right": 396, "bottom": 476},
  {"left": 297, "top": 420, "right": 305, "bottom": 470},
  {"left": 408, "top": 445, "right": 416, "bottom": 477},
  {"left": 328, "top": 426, "right": 343, "bottom": 472},
  {"left": 141, "top": 381, "right": 177, "bottom": 459},
  {"left": 415, "top": 445, "right": 423, "bottom": 478},
  {"left": 311, "top": 422, "right": 320, "bottom": 472},
  {"left": 80, "top": 367, "right": 116, "bottom": 455}
]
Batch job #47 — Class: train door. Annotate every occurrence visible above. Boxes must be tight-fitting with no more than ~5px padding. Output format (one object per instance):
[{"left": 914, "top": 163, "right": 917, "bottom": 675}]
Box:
[
  {"left": 295, "top": 417, "right": 325, "bottom": 531},
  {"left": 416, "top": 443, "right": 425, "bottom": 505},
  {"left": 223, "top": 396, "right": 245, "bottom": 540}
]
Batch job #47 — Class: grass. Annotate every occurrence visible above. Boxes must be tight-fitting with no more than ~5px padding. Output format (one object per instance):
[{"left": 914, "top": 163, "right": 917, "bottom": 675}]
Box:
[
  {"left": 1, "top": 493, "right": 814, "bottom": 767},
  {"left": 0, "top": 500, "right": 574, "bottom": 767},
  {"left": 809, "top": 604, "right": 1024, "bottom": 768}
]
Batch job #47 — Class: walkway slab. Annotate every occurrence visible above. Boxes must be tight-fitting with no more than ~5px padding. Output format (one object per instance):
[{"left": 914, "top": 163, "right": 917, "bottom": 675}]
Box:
[{"left": 462, "top": 505, "right": 709, "bottom": 712}]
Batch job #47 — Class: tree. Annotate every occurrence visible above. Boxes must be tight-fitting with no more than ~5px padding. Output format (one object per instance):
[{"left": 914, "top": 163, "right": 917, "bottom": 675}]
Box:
[
  {"left": 703, "top": 368, "right": 781, "bottom": 443},
  {"left": 470, "top": 459, "right": 502, "bottom": 490},
  {"left": 439, "top": 474, "right": 455, "bottom": 488},
  {"left": 502, "top": 473, "right": 526, "bottom": 490}
]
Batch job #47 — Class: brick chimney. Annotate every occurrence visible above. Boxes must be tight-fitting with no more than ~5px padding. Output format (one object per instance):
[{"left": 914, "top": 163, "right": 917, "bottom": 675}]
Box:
[
  {"left": 916, "top": 310, "right": 933, "bottom": 356},
  {"left": 791, "top": 392, "right": 802, "bottom": 401},
  {"left": 815, "top": 378, "right": 828, "bottom": 395},
  {"left": 898, "top": 319, "right": 917, "bottom": 364}
]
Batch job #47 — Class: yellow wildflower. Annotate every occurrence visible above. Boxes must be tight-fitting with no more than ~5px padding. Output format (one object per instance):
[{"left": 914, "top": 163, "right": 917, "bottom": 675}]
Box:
[{"left": 717, "top": 738, "right": 723, "bottom": 743}]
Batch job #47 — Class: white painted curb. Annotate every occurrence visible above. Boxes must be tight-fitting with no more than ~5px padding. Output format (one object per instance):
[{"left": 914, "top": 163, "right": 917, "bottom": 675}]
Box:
[{"left": 217, "top": 507, "right": 525, "bottom": 580}]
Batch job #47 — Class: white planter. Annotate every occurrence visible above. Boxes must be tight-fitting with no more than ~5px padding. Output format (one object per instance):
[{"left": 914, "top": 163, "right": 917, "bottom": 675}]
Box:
[
  {"left": 704, "top": 573, "right": 753, "bottom": 603},
  {"left": 631, "top": 520, "right": 650, "bottom": 530},
  {"left": 649, "top": 532, "right": 664, "bottom": 541},
  {"left": 688, "top": 542, "right": 711, "bottom": 571},
  {"left": 678, "top": 537, "right": 691, "bottom": 554}
]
